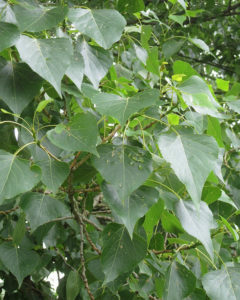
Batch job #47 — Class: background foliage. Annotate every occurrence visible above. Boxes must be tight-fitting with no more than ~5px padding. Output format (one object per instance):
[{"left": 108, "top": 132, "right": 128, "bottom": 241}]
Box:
[{"left": 0, "top": 0, "right": 240, "bottom": 299}]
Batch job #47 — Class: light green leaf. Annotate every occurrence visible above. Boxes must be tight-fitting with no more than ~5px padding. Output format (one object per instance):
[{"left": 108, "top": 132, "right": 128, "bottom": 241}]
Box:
[
  {"left": 47, "top": 112, "right": 98, "bottom": 155},
  {"left": 20, "top": 192, "right": 71, "bottom": 231},
  {"left": 79, "top": 40, "right": 113, "bottom": 89},
  {"left": 0, "top": 1, "right": 17, "bottom": 24},
  {"left": 0, "top": 22, "right": 19, "bottom": 51},
  {"left": 207, "top": 116, "right": 224, "bottom": 147},
  {"left": 227, "top": 100, "right": 240, "bottom": 114},
  {"left": 221, "top": 217, "right": 239, "bottom": 241},
  {"left": 189, "top": 38, "right": 209, "bottom": 53},
  {"left": 101, "top": 223, "right": 147, "bottom": 283},
  {"left": 158, "top": 130, "right": 219, "bottom": 206},
  {"left": 36, "top": 99, "right": 53, "bottom": 113},
  {"left": 117, "top": 0, "right": 145, "bottom": 13},
  {"left": 163, "top": 39, "right": 185, "bottom": 59},
  {"left": 202, "top": 265, "right": 240, "bottom": 300},
  {"left": 176, "top": 199, "right": 217, "bottom": 259},
  {"left": 68, "top": 8, "right": 126, "bottom": 49},
  {"left": 0, "top": 150, "right": 40, "bottom": 201},
  {"left": 169, "top": 14, "right": 186, "bottom": 26},
  {"left": 216, "top": 78, "right": 229, "bottom": 92},
  {"left": 65, "top": 51, "right": 84, "bottom": 90},
  {"left": 66, "top": 270, "right": 81, "bottom": 300},
  {"left": 0, "top": 58, "right": 42, "bottom": 114},
  {"left": 173, "top": 60, "right": 199, "bottom": 81},
  {"left": 167, "top": 113, "right": 179, "bottom": 125},
  {"left": 102, "top": 183, "right": 159, "bottom": 236},
  {"left": 13, "top": 2, "right": 68, "bottom": 32},
  {"left": 38, "top": 158, "right": 69, "bottom": 194},
  {"left": 177, "top": 0, "right": 187, "bottom": 9},
  {"left": 91, "top": 89, "right": 159, "bottom": 126},
  {"left": 16, "top": 35, "right": 73, "bottom": 96},
  {"left": 146, "top": 46, "right": 159, "bottom": 74},
  {"left": 0, "top": 242, "right": 40, "bottom": 286},
  {"left": 163, "top": 261, "right": 196, "bottom": 300},
  {"left": 141, "top": 25, "right": 152, "bottom": 50},
  {"left": 92, "top": 144, "right": 153, "bottom": 202}
]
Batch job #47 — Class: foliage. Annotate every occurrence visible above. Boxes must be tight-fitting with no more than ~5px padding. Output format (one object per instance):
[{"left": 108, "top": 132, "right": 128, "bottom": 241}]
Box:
[{"left": 0, "top": 0, "right": 240, "bottom": 299}]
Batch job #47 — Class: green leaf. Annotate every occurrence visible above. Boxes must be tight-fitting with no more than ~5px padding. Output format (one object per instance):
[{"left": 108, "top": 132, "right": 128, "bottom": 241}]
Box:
[
  {"left": 189, "top": 38, "right": 209, "bottom": 53},
  {"left": 216, "top": 78, "right": 229, "bottom": 92},
  {"left": 185, "top": 288, "right": 206, "bottom": 300},
  {"left": 0, "top": 242, "right": 40, "bottom": 286},
  {"left": 101, "top": 223, "right": 147, "bottom": 283},
  {"left": 102, "top": 183, "right": 159, "bottom": 236},
  {"left": 0, "top": 58, "right": 42, "bottom": 114},
  {"left": 79, "top": 40, "right": 113, "bottom": 89},
  {"left": 0, "top": 22, "right": 19, "bottom": 52},
  {"left": 143, "top": 199, "right": 164, "bottom": 244},
  {"left": 12, "top": 213, "right": 26, "bottom": 246},
  {"left": 38, "top": 158, "right": 69, "bottom": 194},
  {"left": 167, "top": 113, "right": 179, "bottom": 125},
  {"left": 91, "top": 89, "right": 159, "bottom": 126},
  {"left": 163, "top": 261, "right": 196, "bottom": 300},
  {"left": 202, "top": 265, "right": 240, "bottom": 300},
  {"left": 47, "top": 112, "right": 98, "bottom": 155},
  {"left": 146, "top": 46, "right": 159, "bottom": 74},
  {"left": 13, "top": 2, "right": 68, "bottom": 32},
  {"left": 221, "top": 216, "right": 239, "bottom": 241},
  {"left": 149, "top": 233, "right": 164, "bottom": 250},
  {"left": 66, "top": 270, "right": 81, "bottom": 300},
  {"left": 36, "top": 99, "right": 53, "bottom": 113},
  {"left": 16, "top": 35, "right": 73, "bottom": 96},
  {"left": 92, "top": 144, "right": 153, "bottom": 202},
  {"left": 169, "top": 14, "right": 186, "bottom": 26},
  {"left": 20, "top": 192, "right": 71, "bottom": 231},
  {"left": 175, "top": 199, "right": 216, "bottom": 259},
  {"left": 173, "top": 60, "right": 199, "bottom": 81},
  {"left": 158, "top": 129, "right": 219, "bottom": 206},
  {"left": 65, "top": 52, "right": 84, "bottom": 91},
  {"left": 117, "top": 0, "right": 145, "bottom": 13},
  {"left": 227, "top": 100, "right": 240, "bottom": 114},
  {"left": 207, "top": 116, "right": 224, "bottom": 147},
  {"left": 141, "top": 25, "right": 152, "bottom": 50},
  {"left": 68, "top": 8, "right": 126, "bottom": 49},
  {"left": 0, "top": 150, "right": 40, "bottom": 201},
  {"left": 161, "top": 210, "right": 184, "bottom": 234},
  {"left": 162, "top": 39, "right": 185, "bottom": 59}
]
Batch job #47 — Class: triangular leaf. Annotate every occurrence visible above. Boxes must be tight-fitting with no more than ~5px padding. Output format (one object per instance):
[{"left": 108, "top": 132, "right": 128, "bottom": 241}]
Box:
[
  {"left": 158, "top": 130, "right": 219, "bottom": 206},
  {"left": 0, "top": 150, "right": 40, "bottom": 201},
  {"left": 68, "top": 8, "right": 126, "bottom": 49},
  {"left": 175, "top": 199, "right": 217, "bottom": 259},
  {"left": 0, "top": 58, "right": 42, "bottom": 114},
  {"left": 47, "top": 112, "right": 98, "bottom": 155},
  {"left": 91, "top": 89, "right": 159, "bottom": 126},
  {"left": 65, "top": 51, "right": 84, "bottom": 90},
  {"left": 0, "top": 242, "right": 40, "bottom": 286},
  {"left": 0, "top": 22, "right": 19, "bottom": 51},
  {"left": 102, "top": 182, "right": 159, "bottom": 236},
  {"left": 16, "top": 35, "right": 73, "bottom": 96},
  {"left": 101, "top": 223, "right": 147, "bottom": 283},
  {"left": 20, "top": 192, "right": 71, "bottom": 231},
  {"left": 92, "top": 144, "right": 152, "bottom": 202}
]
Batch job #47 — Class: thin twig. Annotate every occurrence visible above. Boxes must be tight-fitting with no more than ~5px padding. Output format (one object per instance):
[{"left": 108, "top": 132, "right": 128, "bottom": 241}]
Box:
[
  {"left": 73, "top": 153, "right": 91, "bottom": 171},
  {"left": 70, "top": 151, "right": 82, "bottom": 169},
  {"left": 0, "top": 206, "right": 19, "bottom": 215},
  {"left": 75, "top": 186, "right": 100, "bottom": 193},
  {"left": 102, "top": 124, "right": 121, "bottom": 143},
  {"left": 95, "top": 215, "right": 113, "bottom": 221},
  {"left": 82, "top": 216, "right": 102, "bottom": 232},
  {"left": 83, "top": 224, "right": 101, "bottom": 255},
  {"left": 91, "top": 210, "right": 112, "bottom": 215},
  {"left": 55, "top": 248, "right": 75, "bottom": 271}
]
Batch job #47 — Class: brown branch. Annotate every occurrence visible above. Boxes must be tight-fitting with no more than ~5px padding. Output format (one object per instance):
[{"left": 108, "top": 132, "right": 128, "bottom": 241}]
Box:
[
  {"left": 102, "top": 124, "right": 121, "bottom": 143},
  {"left": 0, "top": 206, "right": 19, "bottom": 215},
  {"left": 91, "top": 210, "right": 112, "bottom": 215},
  {"left": 83, "top": 224, "right": 101, "bottom": 255},
  {"left": 95, "top": 215, "right": 113, "bottom": 221},
  {"left": 72, "top": 153, "right": 92, "bottom": 171},
  {"left": 75, "top": 186, "right": 100, "bottom": 193},
  {"left": 82, "top": 216, "right": 103, "bottom": 232},
  {"left": 70, "top": 151, "right": 82, "bottom": 169}
]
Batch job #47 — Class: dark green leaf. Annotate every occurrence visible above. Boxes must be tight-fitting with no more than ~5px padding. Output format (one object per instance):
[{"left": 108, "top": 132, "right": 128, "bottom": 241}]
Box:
[
  {"left": 0, "top": 22, "right": 19, "bottom": 52},
  {"left": 91, "top": 89, "right": 159, "bottom": 126},
  {"left": 92, "top": 144, "right": 152, "bottom": 201},
  {"left": 117, "top": 0, "right": 145, "bottom": 13},
  {"left": 20, "top": 192, "right": 71, "bottom": 231},
  {"left": 162, "top": 39, "right": 185, "bottom": 59},
  {"left": 16, "top": 35, "right": 73, "bottom": 96},
  {"left": 12, "top": 213, "right": 26, "bottom": 246},
  {"left": 66, "top": 270, "right": 81, "bottom": 300},
  {"left": 101, "top": 223, "right": 147, "bottom": 283},
  {"left": 47, "top": 112, "right": 98, "bottom": 155}
]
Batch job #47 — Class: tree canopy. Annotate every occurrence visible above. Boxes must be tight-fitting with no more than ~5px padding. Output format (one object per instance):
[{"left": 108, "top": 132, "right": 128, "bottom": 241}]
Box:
[{"left": 0, "top": 0, "right": 240, "bottom": 299}]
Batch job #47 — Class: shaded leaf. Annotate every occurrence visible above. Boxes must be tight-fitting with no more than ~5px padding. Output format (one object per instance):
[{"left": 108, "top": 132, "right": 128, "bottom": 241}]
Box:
[
  {"left": 47, "top": 112, "right": 98, "bottom": 155},
  {"left": 66, "top": 270, "right": 81, "bottom": 300},
  {"left": 92, "top": 144, "right": 152, "bottom": 201},
  {"left": 0, "top": 150, "right": 40, "bottom": 201},
  {"left": 16, "top": 35, "right": 73, "bottom": 96},
  {"left": 68, "top": 8, "right": 126, "bottom": 49},
  {"left": 102, "top": 182, "right": 159, "bottom": 236},
  {"left": 101, "top": 223, "right": 147, "bottom": 283},
  {"left": 91, "top": 89, "right": 159, "bottom": 126},
  {"left": 0, "top": 242, "right": 40, "bottom": 286},
  {"left": 0, "top": 22, "right": 19, "bottom": 52},
  {"left": 162, "top": 39, "right": 185, "bottom": 59},
  {"left": 0, "top": 58, "right": 42, "bottom": 114},
  {"left": 20, "top": 192, "right": 71, "bottom": 231}
]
